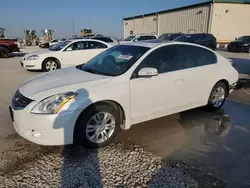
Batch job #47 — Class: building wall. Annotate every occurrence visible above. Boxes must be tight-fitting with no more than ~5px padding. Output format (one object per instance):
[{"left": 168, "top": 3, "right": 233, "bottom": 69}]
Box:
[
  {"left": 124, "top": 15, "right": 158, "bottom": 38},
  {"left": 211, "top": 3, "right": 250, "bottom": 41},
  {"left": 123, "top": 4, "right": 212, "bottom": 38},
  {"left": 158, "top": 4, "right": 211, "bottom": 35}
]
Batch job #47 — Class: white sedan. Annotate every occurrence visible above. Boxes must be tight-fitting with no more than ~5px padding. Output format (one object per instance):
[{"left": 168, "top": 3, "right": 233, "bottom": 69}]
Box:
[
  {"left": 49, "top": 39, "right": 62, "bottom": 46},
  {"left": 21, "top": 39, "right": 111, "bottom": 71},
  {"left": 10, "top": 41, "right": 238, "bottom": 148}
]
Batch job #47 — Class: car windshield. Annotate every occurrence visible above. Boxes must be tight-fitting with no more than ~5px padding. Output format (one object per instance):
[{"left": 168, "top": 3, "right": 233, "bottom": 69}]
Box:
[
  {"left": 123, "top": 36, "right": 135, "bottom": 41},
  {"left": 174, "top": 35, "right": 192, "bottom": 42},
  {"left": 49, "top": 40, "right": 71, "bottom": 51},
  {"left": 158, "top": 34, "right": 173, "bottom": 40},
  {"left": 236, "top": 36, "right": 250, "bottom": 42},
  {"left": 77, "top": 45, "right": 149, "bottom": 76}
]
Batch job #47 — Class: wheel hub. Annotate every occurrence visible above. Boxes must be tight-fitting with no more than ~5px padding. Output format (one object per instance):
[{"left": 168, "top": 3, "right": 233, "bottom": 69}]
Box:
[
  {"left": 212, "top": 87, "right": 225, "bottom": 108},
  {"left": 86, "top": 112, "right": 116, "bottom": 144}
]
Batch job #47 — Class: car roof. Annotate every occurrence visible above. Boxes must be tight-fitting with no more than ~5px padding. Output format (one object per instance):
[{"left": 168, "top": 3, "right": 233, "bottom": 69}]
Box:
[
  {"left": 121, "top": 39, "right": 169, "bottom": 48},
  {"left": 67, "top": 39, "right": 109, "bottom": 43},
  {"left": 120, "top": 40, "right": 213, "bottom": 49}
]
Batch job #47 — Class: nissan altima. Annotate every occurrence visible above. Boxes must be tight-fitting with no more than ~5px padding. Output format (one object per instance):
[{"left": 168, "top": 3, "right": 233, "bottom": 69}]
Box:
[{"left": 10, "top": 41, "right": 238, "bottom": 148}]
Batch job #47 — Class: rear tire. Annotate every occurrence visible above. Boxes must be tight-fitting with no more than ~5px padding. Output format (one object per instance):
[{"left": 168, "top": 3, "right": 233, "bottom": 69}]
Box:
[
  {"left": 0, "top": 46, "right": 9, "bottom": 58},
  {"left": 74, "top": 104, "right": 120, "bottom": 148},
  {"left": 206, "top": 82, "right": 228, "bottom": 111},
  {"left": 42, "top": 58, "right": 60, "bottom": 72}
]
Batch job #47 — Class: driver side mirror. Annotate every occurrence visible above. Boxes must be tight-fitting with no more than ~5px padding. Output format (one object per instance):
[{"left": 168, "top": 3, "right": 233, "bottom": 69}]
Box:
[
  {"left": 134, "top": 38, "right": 138, "bottom": 42},
  {"left": 138, "top": 67, "right": 158, "bottom": 77},
  {"left": 235, "top": 37, "right": 238, "bottom": 40}
]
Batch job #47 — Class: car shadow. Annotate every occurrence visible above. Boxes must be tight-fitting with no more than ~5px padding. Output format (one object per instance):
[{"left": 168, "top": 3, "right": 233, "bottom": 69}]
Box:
[
  {"left": 53, "top": 88, "right": 102, "bottom": 187},
  {"left": 8, "top": 52, "right": 27, "bottom": 58},
  {"left": 230, "top": 58, "right": 250, "bottom": 75}
]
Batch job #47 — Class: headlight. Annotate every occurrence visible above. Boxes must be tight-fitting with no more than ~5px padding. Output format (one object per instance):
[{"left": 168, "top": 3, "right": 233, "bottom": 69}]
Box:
[
  {"left": 31, "top": 92, "right": 78, "bottom": 114},
  {"left": 27, "top": 55, "right": 39, "bottom": 61},
  {"left": 243, "top": 43, "right": 250, "bottom": 46}
]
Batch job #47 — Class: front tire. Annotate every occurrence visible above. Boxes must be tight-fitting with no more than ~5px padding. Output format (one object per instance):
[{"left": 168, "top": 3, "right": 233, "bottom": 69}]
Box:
[
  {"left": 42, "top": 58, "right": 60, "bottom": 72},
  {"left": 74, "top": 104, "right": 120, "bottom": 148},
  {"left": 206, "top": 82, "right": 228, "bottom": 111},
  {"left": 0, "top": 46, "right": 9, "bottom": 58}
]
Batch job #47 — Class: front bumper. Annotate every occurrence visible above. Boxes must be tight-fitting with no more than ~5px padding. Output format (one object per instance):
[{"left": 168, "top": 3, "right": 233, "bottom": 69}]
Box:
[
  {"left": 10, "top": 103, "right": 81, "bottom": 146},
  {"left": 21, "top": 59, "right": 42, "bottom": 70}
]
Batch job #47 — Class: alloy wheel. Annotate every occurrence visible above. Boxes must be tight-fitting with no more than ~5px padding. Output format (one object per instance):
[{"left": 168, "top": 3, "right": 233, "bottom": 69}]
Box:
[
  {"left": 212, "top": 87, "right": 225, "bottom": 108},
  {"left": 86, "top": 112, "right": 116, "bottom": 144}
]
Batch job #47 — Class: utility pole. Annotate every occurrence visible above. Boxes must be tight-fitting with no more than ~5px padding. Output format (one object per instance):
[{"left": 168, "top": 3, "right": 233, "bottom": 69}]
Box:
[{"left": 72, "top": 17, "right": 75, "bottom": 37}]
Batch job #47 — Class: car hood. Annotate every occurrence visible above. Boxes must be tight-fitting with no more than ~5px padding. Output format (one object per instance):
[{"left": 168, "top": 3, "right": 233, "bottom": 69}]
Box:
[
  {"left": 23, "top": 50, "right": 54, "bottom": 59},
  {"left": 19, "top": 67, "right": 112, "bottom": 99}
]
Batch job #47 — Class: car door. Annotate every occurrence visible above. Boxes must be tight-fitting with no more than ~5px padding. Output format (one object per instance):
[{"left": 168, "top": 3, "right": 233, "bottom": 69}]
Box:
[
  {"left": 60, "top": 41, "right": 88, "bottom": 67},
  {"left": 84, "top": 41, "right": 108, "bottom": 61},
  {"left": 129, "top": 45, "right": 185, "bottom": 120},
  {"left": 60, "top": 41, "right": 108, "bottom": 67},
  {"left": 177, "top": 44, "right": 218, "bottom": 107}
]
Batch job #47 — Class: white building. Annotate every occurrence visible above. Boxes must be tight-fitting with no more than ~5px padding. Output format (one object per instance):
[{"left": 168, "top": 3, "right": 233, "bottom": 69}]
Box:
[{"left": 123, "top": 0, "right": 250, "bottom": 42}]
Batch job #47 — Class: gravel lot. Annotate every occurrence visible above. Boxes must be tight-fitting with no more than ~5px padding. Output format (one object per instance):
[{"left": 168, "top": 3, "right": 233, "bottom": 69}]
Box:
[{"left": 0, "top": 47, "right": 250, "bottom": 188}]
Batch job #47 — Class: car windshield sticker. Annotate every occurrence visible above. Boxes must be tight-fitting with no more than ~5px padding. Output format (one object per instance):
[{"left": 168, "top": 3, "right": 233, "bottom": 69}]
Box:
[{"left": 117, "top": 54, "right": 133, "bottom": 60}]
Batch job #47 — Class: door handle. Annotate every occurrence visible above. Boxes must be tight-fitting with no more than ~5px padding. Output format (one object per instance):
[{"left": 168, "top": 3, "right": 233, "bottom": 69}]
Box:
[{"left": 173, "top": 79, "right": 184, "bottom": 84}]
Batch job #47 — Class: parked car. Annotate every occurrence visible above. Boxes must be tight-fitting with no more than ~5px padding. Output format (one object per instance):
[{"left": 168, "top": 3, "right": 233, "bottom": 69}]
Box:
[
  {"left": 49, "top": 39, "right": 62, "bottom": 47},
  {"left": 11, "top": 41, "right": 238, "bottom": 148},
  {"left": 0, "top": 39, "right": 20, "bottom": 58},
  {"left": 158, "top": 33, "right": 183, "bottom": 41},
  {"left": 174, "top": 33, "right": 217, "bottom": 50},
  {"left": 227, "top": 36, "right": 250, "bottom": 53},
  {"left": 91, "top": 36, "right": 119, "bottom": 46},
  {"left": 121, "top": 34, "right": 157, "bottom": 43},
  {"left": 21, "top": 39, "right": 111, "bottom": 71}
]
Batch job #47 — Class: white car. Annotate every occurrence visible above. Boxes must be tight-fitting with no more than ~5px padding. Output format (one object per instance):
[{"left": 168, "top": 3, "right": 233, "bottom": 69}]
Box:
[
  {"left": 121, "top": 34, "right": 157, "bottom": 43},
  {"left": 49, "top": 39, "right": 62, "bottom": 46},
  {"left": 21, "top": 39, "right": 111, "bottom": 71},
  {"left": 10, "top": 41, "right": 238, "bottom": 148},
  {"left": 91, "top": 36, "right": 119, "bottom": 46}
]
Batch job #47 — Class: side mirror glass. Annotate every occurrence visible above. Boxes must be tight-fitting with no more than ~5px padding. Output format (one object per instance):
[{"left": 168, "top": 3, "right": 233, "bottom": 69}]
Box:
[
  {"left": 138, "top": 67, "right": 158, "bottom": 77},
  {"left": 235, "top": 37, "right": 238, "bottom": 40},
  {"left": 134, "top": 38, "right": 138, "bottom": 42}
]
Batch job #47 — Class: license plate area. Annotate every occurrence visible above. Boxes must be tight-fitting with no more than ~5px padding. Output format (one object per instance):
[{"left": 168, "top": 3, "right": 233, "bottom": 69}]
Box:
[{"left": 9, "top": 106, "right": 14, "bottom": 121}]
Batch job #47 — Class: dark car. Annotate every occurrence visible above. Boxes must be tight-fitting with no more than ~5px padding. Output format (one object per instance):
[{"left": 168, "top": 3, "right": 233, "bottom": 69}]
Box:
[
  {"left": 0, "top": 39, "right": 19, "bottom": 58},
  {"left": 174, "top": 33, "right": 217, "bottom": 50},
  {"left": 227, "top": 36, "right": 250, "bottom": 53},
  {"left": 158, "top": 33, "right": 183, "bottom": 41}
]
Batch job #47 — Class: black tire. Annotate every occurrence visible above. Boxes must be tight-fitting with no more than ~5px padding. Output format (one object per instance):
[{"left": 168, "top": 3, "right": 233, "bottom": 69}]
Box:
[
  {"left": 206, "top": 82, "right": 228, "bottom": 111},
  {"left": 74, "top": 103, "right": 120, "bottom": 148},
  {"left": 42, "top": 58, "right": 60, "bottom": 72},
  {"left": 0, "top": 46, "right": 9, "bottom": 58}
]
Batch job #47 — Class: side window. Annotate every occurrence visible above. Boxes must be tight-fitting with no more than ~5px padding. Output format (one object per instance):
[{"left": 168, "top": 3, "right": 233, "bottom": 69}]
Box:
[
  {"left": 178, "top": 45, "right": 217, "bottom": 69},
  {"left": 100, "top": 37, "right": 113, "bottom": 43},
  {"left": 136, "top": 45, "right": 179, "bottom": 74},
  {"left": 194, "top": 35, "right": 210, "bottom": 42},
  {"left": 66, "top": 41, "right": 86, "bottom": 51},
  {"left": 87, "top": 41, "right": 107, "bottom": 49}
]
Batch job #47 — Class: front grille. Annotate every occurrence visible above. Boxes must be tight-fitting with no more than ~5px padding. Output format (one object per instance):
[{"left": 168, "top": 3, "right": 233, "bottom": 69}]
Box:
[{"left": 12, "top": 90, "right": 33, "bottom": 110}]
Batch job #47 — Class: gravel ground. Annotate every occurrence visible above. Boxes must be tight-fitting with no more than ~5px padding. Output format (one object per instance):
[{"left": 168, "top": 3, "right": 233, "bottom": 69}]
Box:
[{"left": 0, "top": 139, "right": 223, "bottom": 188}]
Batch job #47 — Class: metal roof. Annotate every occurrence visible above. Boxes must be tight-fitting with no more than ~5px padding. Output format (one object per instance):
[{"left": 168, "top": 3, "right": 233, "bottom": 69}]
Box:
[{"left": 123, "top": 0, "right": 250, "bottom": 20}]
